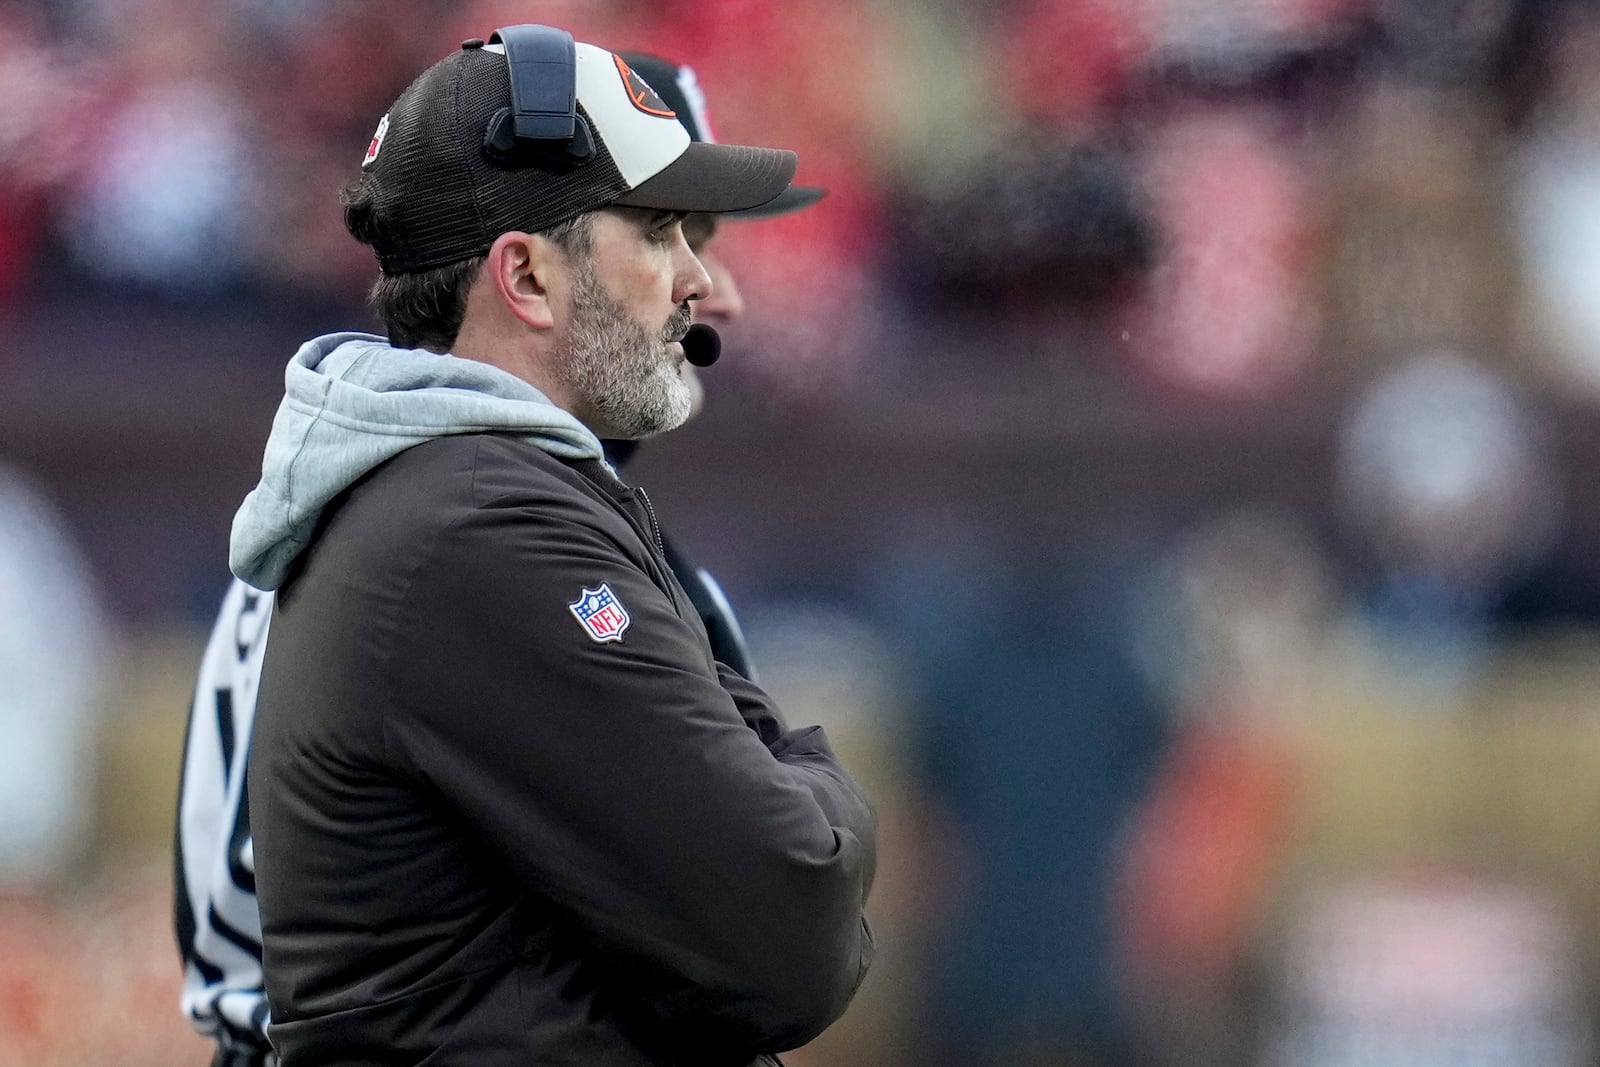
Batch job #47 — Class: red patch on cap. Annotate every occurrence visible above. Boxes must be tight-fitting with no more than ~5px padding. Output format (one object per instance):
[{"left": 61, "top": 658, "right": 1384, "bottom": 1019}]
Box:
[{"left": 362, "top": 113, "right": 390, "bottom": 168}]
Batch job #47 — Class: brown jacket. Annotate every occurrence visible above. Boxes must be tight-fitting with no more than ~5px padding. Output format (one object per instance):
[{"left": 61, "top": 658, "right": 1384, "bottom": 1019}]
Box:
[{"left": 249, "top": 433, "right": 875, "bottom": 1065}]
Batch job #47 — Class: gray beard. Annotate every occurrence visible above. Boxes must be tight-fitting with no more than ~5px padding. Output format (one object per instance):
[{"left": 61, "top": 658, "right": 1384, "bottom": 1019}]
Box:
[{"left": 560, "top": 264, "right": 694, "bottom": 440}]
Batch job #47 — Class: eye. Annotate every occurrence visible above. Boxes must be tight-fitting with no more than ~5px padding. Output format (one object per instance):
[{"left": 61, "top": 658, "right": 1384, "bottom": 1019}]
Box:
[
  {"left": 682, "top": 214, "right": 716, "bottom": 254},
  {"left": 648, "top": 213, "right": 685, "bottom": 245}
]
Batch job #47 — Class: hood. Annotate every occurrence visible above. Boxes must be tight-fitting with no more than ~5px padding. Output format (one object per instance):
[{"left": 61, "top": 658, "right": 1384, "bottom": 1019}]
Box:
[{"left": 230, "top": 332, "right": 605, "bottom": 590}]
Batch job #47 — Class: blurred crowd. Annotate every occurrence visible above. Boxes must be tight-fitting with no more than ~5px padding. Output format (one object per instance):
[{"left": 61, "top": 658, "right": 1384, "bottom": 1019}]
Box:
[{"left": 9, "top": 0, "right": 1600, "bottom": 1064}]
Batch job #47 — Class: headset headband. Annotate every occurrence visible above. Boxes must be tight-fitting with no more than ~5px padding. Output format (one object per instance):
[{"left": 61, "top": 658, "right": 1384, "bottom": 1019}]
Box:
[{"left": 483, "top": 25, "right": 595, "bottom": 166}]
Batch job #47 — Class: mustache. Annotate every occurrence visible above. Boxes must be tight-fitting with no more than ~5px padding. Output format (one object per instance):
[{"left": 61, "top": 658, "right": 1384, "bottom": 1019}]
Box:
[{"left": 660, "top": 305, "right": 693, "bottom": 345}]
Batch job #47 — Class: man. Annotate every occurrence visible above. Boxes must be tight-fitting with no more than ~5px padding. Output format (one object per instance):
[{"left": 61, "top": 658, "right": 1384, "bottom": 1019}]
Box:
[
  {"left": 178, "top": 28, "right": 872, "bottom": 1067},
  {"left": 174, "top": 57, "right": 821, "bottom": 1061}
]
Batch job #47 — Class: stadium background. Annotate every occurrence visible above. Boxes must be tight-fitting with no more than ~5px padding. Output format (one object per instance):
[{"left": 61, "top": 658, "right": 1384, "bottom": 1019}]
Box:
[{"left": 7, "top": 0, "right": 1600, "bottom": 1063}]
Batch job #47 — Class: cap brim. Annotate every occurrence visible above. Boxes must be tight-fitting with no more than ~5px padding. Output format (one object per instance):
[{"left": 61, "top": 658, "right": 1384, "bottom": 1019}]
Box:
[
  {"left": 612, "top": 141, "right": 797, "bottom": 215},
  {"left": 723, "top": 184, "right": 826, "bottom": 220}
]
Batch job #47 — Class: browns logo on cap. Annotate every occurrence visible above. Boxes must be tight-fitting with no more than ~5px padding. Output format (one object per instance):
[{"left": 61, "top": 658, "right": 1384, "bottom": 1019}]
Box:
[{"left": 613, "top": 55, "right": 676, "bottom": 119}]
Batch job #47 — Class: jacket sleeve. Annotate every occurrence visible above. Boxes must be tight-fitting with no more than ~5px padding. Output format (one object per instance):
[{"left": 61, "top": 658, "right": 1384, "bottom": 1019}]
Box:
[{"left": 381, "top": 501, "right": 875, "bottom": 1054}]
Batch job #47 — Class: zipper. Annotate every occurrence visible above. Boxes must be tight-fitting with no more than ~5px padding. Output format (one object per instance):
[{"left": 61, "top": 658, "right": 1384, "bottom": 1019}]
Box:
[{"left": 635, "top": 486, "right": 665, "bottom": 554}]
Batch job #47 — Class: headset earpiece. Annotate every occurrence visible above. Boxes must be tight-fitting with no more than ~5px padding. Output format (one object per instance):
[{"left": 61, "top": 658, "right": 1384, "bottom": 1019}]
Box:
[{"left": 483, "top": 107, "right": 595, "bottom": 169}]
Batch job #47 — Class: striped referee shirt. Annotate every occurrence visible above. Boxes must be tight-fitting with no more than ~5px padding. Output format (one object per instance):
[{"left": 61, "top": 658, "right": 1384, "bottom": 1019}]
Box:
[{"left": 175, "top": 578, "right": 276, "bottom": 1064}]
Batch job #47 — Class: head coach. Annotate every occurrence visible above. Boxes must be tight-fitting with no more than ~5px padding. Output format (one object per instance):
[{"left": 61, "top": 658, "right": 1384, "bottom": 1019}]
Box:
[{"left": 226, "top": 25, "right": 875, "bottom": 1067}]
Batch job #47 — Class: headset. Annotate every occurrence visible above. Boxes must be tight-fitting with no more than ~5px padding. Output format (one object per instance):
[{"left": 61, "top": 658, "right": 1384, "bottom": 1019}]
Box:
[{"left": 482, "top": 25, "right": 596, "bottom": 170}]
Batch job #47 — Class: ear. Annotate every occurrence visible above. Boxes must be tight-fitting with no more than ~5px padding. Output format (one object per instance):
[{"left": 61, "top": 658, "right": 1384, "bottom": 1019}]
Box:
[{"left": 484, "top": 230, "right": 562, "bottom": 331}]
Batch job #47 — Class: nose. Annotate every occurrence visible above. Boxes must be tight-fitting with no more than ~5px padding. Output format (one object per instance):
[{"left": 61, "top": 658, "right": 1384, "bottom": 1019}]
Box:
[
  {"left": 693, "top": 250, "right": 745, "bottom": 325},
  {"left": 673, "top": 237, "right": 713, "bottom": 306}
]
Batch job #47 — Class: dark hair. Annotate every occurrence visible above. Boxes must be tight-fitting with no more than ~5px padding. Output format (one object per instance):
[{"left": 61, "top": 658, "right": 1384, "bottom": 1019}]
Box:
[{"left": 342, "top": 179, "right": 595, "bottom": 352}]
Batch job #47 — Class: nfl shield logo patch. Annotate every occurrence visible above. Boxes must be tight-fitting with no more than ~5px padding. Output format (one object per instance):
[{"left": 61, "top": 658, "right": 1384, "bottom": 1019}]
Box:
[{"left": 569, "top": 583, "right": 631, "bottom": 644}]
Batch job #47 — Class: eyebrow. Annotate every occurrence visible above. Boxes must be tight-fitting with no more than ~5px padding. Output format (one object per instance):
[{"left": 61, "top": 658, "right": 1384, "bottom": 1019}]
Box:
[{"left": 649, "top": 210, "right": 688, "bottom": 228}]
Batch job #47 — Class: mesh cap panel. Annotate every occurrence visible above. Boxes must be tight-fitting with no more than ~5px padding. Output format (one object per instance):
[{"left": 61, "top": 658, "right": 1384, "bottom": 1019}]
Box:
[{"left": 357, "top": 47, "right": 630, "bottom": 273}]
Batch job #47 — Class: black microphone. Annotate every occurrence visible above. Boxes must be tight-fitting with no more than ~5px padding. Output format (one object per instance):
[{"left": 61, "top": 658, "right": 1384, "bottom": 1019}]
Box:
[{"left": 681, "top": 323, "right": 721, "bottom": 367}]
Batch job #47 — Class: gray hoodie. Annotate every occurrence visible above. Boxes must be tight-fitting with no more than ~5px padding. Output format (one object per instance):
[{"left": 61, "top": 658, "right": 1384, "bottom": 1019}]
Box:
[{"left": 229, "top": 332, "right": 605, "bottom": 591}]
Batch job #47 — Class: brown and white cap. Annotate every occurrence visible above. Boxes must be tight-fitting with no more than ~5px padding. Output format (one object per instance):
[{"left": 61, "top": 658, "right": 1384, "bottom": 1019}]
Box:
[{"left": 351, "top": 26, "right": 798, "bottom": 274}]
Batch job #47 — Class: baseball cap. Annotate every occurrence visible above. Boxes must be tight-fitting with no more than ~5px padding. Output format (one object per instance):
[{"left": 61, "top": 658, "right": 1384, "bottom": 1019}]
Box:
[
  {"left": 351, "top": 26, "right": 798, "bottom": 274},
  {"left": 616, "top": 52, "right": 825, "bottom": 220}
]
